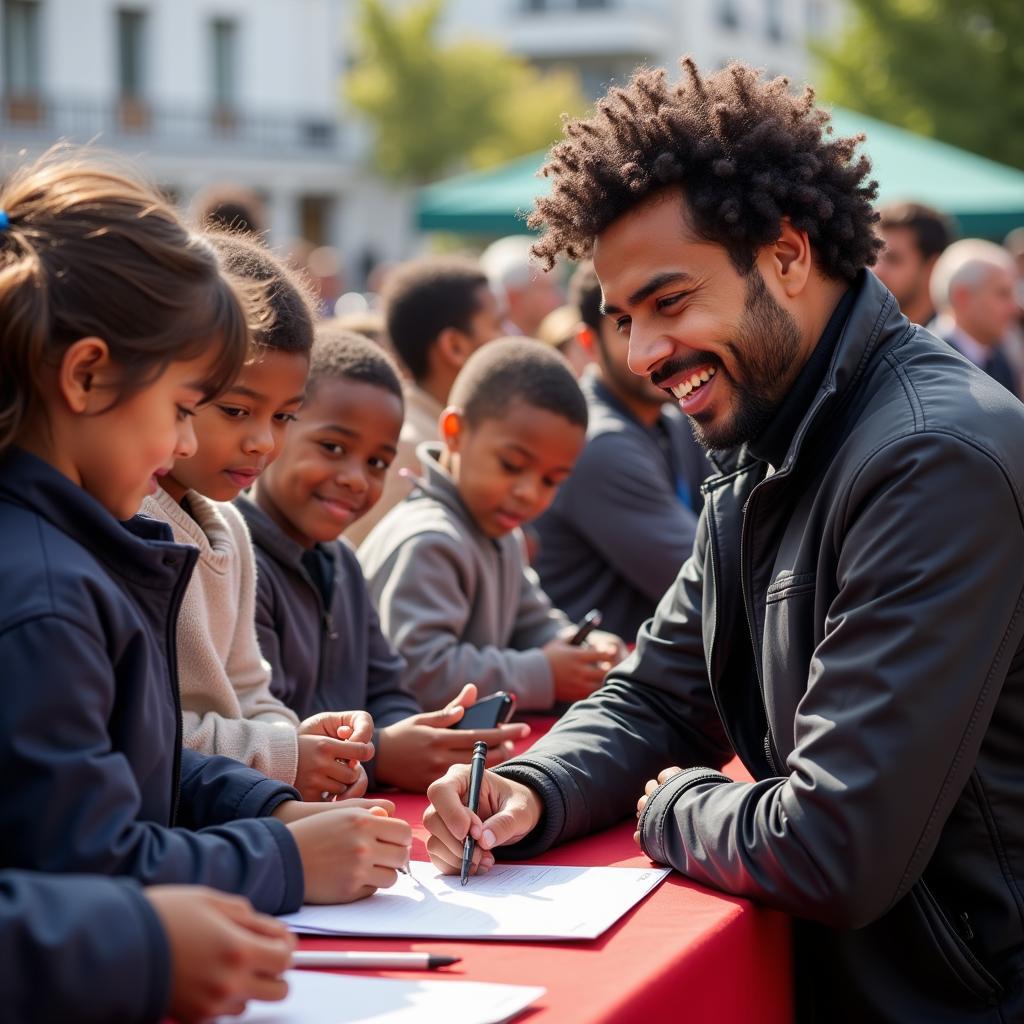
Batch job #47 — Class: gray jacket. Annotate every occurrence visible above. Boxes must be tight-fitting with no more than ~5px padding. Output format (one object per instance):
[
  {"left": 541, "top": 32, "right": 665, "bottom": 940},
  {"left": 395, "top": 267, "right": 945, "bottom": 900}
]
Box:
[
  {"left": 533, "top": 369, "right": 709, "bottom": 640},
  {"left": 495, "top": 271, "right": 1024, "bottom": 1021},
  {"left": 359, "top": 444, "right": 569, "bottom": 711},
  {"left": 234, "top": 495, "right": 421, "bottom": 789}
]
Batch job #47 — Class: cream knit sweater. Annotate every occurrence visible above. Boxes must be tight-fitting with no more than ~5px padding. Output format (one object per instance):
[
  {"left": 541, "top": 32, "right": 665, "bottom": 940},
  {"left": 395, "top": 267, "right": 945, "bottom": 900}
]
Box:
[{"left": 142, "top": 486, "right": 300, "bottom": 784}]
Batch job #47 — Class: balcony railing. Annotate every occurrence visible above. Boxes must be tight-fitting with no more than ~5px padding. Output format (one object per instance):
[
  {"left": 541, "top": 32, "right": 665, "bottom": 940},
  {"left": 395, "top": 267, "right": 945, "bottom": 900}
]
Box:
[{"left": 1, "top": 94, "right": 344, "bottom": 158}]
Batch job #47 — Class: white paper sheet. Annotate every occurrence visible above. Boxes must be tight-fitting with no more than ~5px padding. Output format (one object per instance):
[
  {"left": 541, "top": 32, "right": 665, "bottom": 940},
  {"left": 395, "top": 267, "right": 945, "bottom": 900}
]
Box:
[
  {"left": 281, "top": 861, "right": 669, "bottom": 941},
  {"left": 220, "top": 969, "right": 544, "bottom": 1024}
]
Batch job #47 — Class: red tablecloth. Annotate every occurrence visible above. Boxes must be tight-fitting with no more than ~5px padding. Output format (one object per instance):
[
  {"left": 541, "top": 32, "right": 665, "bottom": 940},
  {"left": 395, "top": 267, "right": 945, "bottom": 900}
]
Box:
[{"left": 301, "top": 717, "right": 793, "bottom": 1024}]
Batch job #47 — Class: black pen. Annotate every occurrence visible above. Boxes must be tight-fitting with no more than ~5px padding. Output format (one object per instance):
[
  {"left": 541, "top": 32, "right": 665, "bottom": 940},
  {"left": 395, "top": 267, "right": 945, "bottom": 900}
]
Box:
[{"left": 460, "top": 740, "right": 488, "bottom": 886}]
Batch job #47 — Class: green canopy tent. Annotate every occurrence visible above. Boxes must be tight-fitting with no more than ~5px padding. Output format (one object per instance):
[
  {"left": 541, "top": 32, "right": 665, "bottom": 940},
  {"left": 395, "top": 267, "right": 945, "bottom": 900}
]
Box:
[{"left": 416, "top": 107, "right": 1024, "bottom": 240}]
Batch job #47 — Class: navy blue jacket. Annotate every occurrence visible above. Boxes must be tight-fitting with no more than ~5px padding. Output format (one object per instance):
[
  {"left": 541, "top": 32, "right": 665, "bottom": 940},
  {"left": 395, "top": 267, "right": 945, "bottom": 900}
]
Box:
[
  {"left": 0, "top": 870, "right": 170, "bottom": 1022},
  {"left": 235, "top": 495, "right": 421, "bottom": 789},
  {"left": 0, "top": 449, "right": 304, "bottom": 914}
]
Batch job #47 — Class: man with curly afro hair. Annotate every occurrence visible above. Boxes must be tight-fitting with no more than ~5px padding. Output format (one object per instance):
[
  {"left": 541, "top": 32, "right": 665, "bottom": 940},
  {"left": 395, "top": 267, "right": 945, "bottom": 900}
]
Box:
[{"left": 423, "top": 60, "right": 1024, "bottom": 1022}]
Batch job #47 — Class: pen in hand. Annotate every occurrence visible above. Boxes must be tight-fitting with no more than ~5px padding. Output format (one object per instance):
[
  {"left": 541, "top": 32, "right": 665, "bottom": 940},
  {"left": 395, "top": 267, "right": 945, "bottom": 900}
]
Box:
[{"left": 460, "top": 740, "right": 489, "bottom": 886}]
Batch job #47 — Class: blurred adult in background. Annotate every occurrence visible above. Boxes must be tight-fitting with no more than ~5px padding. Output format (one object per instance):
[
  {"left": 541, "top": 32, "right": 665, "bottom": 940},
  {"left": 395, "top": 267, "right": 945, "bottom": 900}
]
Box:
[
  {"left": 481, "top": 235, "right": 564, "bottom": 337},
  {"left": 535, "top": 303, "right": 595, "bottom": 378},
  {"left": 874, "top": 202, "right": 953, "bottom": 327},
  {"left": 931, "top": 239, "right": 1020, "bottom": 397},
  {"left": 345, "top": 257, "right": 503, "bottom": 547},
  {"left": 532, "top": 261, "right": 710, "bottom": 640},
  {"left": 1002, "top": 227, "right": 1024, "bottom": 383}
]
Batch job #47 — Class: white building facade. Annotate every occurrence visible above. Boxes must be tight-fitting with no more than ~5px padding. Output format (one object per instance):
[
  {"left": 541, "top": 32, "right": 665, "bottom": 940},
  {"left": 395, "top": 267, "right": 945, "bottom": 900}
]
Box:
[
  {"left": 439, "top": 0, "right": 844, "bottom": 98},
  {"left": 0, "top": 0, "right": 412, "bottom": 287}
]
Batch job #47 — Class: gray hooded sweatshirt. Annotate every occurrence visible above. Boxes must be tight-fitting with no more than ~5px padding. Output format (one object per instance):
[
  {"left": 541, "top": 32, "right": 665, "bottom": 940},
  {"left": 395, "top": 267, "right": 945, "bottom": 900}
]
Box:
[{"left": 358, "top": 443, "right": 569, "bottom": 711}]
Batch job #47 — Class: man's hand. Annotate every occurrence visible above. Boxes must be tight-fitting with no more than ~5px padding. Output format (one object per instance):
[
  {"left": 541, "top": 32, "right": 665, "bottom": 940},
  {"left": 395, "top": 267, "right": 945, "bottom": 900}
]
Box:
[
  {"left": 295, "top": 711, "right": 375, "bottom": 801},
  {"left": 376, "top": 684, "right": 529, "bottom": 792},
  {"left": 633, "top": 766, "right": 684, "bottom": 845},
  {"left": 423, "top": 765, "right": 543, "bottom": 877},
  {"left": 146, "top": 886, "right": 294, "bottom": 1023},
  {"left": 285, "top": 805, "right": 412, "bottom": 904}
]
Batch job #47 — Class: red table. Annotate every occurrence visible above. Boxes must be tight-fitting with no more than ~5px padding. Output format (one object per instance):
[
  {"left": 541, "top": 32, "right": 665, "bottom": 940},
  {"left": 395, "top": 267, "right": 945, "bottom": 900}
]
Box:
[{"left": 303, "top": 718, "right": 793, "bottom": 1023}]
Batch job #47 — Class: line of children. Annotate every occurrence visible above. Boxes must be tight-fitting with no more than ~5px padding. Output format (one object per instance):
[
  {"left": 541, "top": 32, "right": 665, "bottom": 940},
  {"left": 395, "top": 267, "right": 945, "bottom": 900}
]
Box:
[
  {"left": 359, "top": 338, "right": 627, "bottom": 712},
  {"left": 140, "top": 230, "right": 379, "bottom": 802},
  {"left": 0, "top": 150, "right": 410, "bottom": 1019},
  {"left": 237, "top": 326, "right": 530, "bottom": 793},
  {"left": 0, "top": 148, "right": 629, "bottom": 1023}
]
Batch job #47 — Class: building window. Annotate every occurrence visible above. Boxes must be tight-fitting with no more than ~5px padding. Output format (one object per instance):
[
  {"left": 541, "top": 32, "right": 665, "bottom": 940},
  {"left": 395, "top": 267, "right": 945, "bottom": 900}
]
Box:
[
  {"left": 117, "top": 8, "right": 147, "bottom": 100},
  {"left": 716, "top": 0, "right": 740, "bottom": 31},
  {"left": 765, "top": 0, "right": 785, "bottom": 41},
  {"left": 805, "top": 0, "right": 826, "bottom": 36},
  {"left": 3, "top": 0, "right": 42, "bottom": 98},
  {"left": 210, "top": 18, "right": 238, "bottom": 111}
]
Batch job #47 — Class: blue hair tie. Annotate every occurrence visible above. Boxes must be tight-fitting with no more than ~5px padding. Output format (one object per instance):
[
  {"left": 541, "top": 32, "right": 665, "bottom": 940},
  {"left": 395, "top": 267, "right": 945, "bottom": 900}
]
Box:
[{"left": 0, "top": 210, "right": 8, "bottom": 231}]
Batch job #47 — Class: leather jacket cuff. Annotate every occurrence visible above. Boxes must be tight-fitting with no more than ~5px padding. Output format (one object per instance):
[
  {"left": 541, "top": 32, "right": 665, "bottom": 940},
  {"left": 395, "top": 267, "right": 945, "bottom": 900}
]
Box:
[{"left": 638, "top": 767, "right": 732, "bottom": 865}]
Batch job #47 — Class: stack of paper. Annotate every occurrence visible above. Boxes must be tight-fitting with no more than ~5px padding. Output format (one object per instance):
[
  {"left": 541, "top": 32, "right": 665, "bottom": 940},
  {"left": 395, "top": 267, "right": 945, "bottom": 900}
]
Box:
[
  {"left": 222, "top": 969, "right": 545, "bottom": 1024},
  {"left": 281, "top": 861, "right": 669, "bottom": 941}
]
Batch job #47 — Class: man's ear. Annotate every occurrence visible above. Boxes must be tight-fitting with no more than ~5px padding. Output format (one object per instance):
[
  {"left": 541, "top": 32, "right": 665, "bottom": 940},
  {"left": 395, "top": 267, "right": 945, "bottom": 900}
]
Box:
[
  {"left": 58, "top": 337, "right": 113, "bottom": 414},
  {"left": 761, "top": 217, "right": 813, "bottom": 298},
  {"left": 438, "top": 406, "right": 465, "bottom": 453}
]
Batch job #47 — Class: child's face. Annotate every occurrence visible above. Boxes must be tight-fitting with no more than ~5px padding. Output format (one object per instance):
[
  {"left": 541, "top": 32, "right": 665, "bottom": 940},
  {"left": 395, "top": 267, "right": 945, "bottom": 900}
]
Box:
[
  {"left": 257, "top": 376, "right": 403, "bottom": 546},
  {"left": 163, "top": 349, "right": 308, "bottom": 502},
  {"left": 443, "top": 398, "right": 585, "bottom": 539},
  {"left": 66, "top": 353, "right": 211, "bottom": 520}
]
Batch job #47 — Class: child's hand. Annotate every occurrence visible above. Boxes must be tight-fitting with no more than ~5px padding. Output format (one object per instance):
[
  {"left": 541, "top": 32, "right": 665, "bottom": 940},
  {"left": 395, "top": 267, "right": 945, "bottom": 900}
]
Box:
[
  {"left": 286, "top": 806, "right": 412, "bottom": 904},
  {"left": 423, "top": 765, "right": 543, "bottom": 877},
  {"left": 296, "top": 711, "right": 375, "bottom": 801},
  {"left": 586, "top": 629, "right": 628, "bottom": 666},
  {"left": 271, "top": 796, "right": 394, "bottom": 823},
  {"left": 542, "top": 639, "right": 610, "bottom": 703},
  {"left": 375, "top": 684, "right": 530, "bottom": 793},
  {"left": 145, "top": 885, "right": 294, "bottom": 1023}
]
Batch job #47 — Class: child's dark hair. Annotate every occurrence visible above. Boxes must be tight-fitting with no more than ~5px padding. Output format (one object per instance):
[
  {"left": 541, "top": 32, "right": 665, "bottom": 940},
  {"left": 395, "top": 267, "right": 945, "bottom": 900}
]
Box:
[
  {"left": 206, "top": 230, "right": 315, "bottom": 355},
  {"left": 449, "top": 338, "right": 587, "bottom": 431},
  {"left": 568, "top": 261, "right": 603, "bottom": 334},
  {"left": 530, "top": 59, "right": 882, "bottom": 282},
  {"left": 0, "top": 147, "right": 254, "bottom": 456},
  {"left": 307, "top": 325, "right": 404, "bottom": 407},
  {"left": 382, "top": 257, "right": 489, "bottom": 382}
]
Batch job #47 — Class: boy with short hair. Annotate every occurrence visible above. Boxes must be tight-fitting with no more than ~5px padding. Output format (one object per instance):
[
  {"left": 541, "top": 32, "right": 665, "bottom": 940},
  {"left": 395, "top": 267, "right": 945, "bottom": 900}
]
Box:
[
  {"left": 345, "top": 257, "right": 503, "bottom": 546},
  {"left": 236, "top": 328, "right": 528, "bottom": 793},
  {"left": 359, "top": 338, "right": 626, "bottom": 712}
]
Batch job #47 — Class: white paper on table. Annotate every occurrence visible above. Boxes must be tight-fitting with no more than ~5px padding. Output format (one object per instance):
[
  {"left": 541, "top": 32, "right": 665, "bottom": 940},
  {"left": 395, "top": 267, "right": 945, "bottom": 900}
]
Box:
[
  {"left": 219, "top": 969, "right": 544, "bottom": 1024},
  {"left": 280, "top": 861, "right": 669, "bottom": 941}
]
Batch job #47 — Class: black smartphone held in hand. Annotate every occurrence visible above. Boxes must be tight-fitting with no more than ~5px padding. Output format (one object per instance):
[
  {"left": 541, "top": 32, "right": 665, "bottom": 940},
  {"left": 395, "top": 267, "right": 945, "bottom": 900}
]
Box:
[
  {"left": 569, "top": 608, "right": 602, "bottom": 646},
  {"left": 452, "top": 691, "right": 516, "bottom": 730}
]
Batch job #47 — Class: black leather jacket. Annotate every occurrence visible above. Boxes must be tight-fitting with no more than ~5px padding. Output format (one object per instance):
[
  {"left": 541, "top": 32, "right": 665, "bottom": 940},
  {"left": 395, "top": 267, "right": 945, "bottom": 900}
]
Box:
[{"left": 496, "top": 272, "right": 1024, "bottom": 1020}]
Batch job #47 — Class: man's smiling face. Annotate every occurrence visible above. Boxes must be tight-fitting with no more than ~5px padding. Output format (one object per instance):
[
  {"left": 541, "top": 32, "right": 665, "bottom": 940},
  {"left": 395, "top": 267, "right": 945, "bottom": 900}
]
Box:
[{"left": 595, "top": 188, "right": 805, "bottom": 450}]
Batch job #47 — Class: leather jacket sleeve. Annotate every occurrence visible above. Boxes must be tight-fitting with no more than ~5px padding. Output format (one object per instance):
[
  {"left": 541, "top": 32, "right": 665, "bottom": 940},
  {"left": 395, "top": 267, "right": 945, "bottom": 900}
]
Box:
[
  {"left": 639, "top": 432, "right": 1024, "bottom": 928},
  {"left": 493, "top": 509, "right": 733, "bottom": 857}
]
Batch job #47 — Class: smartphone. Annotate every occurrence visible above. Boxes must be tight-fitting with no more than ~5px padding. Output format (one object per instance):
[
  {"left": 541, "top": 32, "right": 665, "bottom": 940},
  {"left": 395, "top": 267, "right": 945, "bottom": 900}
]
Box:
[
  {"left": 452, "top": 691, "right": 516, "bottom": 730},
  {"left": 568, "top": 608, "right": 602, "bottom": 646}
]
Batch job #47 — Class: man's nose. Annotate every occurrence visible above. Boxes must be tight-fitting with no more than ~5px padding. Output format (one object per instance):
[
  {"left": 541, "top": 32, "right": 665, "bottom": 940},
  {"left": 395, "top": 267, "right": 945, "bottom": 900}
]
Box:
[{"left": 627, "top": 322, "right": 675, "bottom": 379}]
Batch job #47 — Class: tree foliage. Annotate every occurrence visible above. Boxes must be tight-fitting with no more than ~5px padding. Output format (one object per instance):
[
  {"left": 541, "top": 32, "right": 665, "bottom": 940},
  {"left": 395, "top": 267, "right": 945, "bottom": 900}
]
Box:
[
  {"left": 344, "top": 0, "right": 587, "bottom": 182},
  {"left": 815, "top": 0, "right": 1024, "bottom": 170}
]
